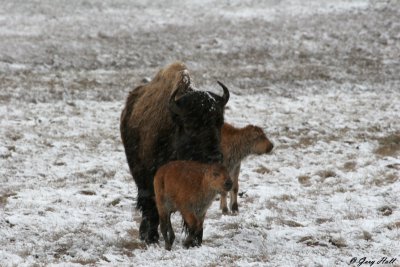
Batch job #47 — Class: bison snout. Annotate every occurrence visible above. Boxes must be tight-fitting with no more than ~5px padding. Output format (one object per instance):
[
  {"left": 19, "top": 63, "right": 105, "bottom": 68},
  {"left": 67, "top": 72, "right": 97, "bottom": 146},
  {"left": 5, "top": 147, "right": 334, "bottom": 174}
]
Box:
[{"left": 223, "top": 179, "right": 233, "bottom": 191}]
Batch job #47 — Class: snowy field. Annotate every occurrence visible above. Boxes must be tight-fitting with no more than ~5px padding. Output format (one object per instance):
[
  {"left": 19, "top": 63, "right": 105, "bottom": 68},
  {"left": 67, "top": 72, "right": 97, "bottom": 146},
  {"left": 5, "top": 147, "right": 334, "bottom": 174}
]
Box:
[{"left": 1, "top": 0, "right": 400, "bottom": 266}]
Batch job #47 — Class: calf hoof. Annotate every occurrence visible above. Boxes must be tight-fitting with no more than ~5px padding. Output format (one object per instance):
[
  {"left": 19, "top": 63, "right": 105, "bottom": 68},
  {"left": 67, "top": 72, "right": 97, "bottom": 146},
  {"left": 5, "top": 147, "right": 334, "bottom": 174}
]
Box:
[
  {"left": 222, "top": 207, "right": 229, "bottom": 215},
  {"left": 184, "top": 239, "right": 201, "bottom": 248},
  {"left": 231, "top": 203, "right": 239, "bottom": 214}
]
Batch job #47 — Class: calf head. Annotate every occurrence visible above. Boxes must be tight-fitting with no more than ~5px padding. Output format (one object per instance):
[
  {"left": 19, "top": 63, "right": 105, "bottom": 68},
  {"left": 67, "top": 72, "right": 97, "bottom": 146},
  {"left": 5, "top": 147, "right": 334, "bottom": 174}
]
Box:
[
  {"left": 246, "top": 125, "right": 274, "bottom": 154},
  {"left": 170, "top": 81, "right": 230, "bottom": 163},
  {"left": 206, "top": 164, "right": 233, "bottom": 192}
]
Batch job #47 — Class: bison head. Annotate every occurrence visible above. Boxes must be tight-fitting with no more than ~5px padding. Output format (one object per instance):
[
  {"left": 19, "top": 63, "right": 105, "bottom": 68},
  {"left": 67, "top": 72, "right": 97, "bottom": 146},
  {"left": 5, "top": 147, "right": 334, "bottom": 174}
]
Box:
[{"left": 169, "top": 81, "right": 230, "bottom": 163}]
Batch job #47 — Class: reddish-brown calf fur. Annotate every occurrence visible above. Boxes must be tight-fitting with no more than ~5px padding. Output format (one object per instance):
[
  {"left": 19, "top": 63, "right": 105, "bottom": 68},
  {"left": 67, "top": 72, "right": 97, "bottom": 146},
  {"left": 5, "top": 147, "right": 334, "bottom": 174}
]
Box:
[
  {"left": 220, "top": 123, "right": 273, "bottom": 214},
  {"left": 154, "top": 161, "right": 232, "bottom": 250}
]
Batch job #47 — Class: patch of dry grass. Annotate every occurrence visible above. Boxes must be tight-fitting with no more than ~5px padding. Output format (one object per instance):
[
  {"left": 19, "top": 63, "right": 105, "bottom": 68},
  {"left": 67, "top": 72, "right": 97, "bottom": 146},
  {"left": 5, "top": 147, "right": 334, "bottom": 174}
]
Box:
[
  {"left": 297, "top": 236, "right": 328, "bottom": 247},
  {"left": 0, "top": 192, "right": 17, "bottom": 208},
  {"left": 254, "top": 166, "right": 271, "bottom": 174},
  {"left": 386, "top": 221, "right": 400, "bottom": 230},
  {"left": 279, "top": 219, "right": 304, "bottom": 227},
  {"left": 374, "top": 133, "right": 400, "bottom": 157},
  {"left": 71, "top": 258, "right": 98, "bottom": 265},
  {"left": 298, "top": 175, "right": 311, "bottom": 186},
  {"left": 342, "top": 161, "right": 357, "bottom": 172},
  {"left": 315, "top": 218, "right": 334, "bottom": 225},
  {"left": 78, "top": 190, "right": 96, "bottom": 196},
  {"left": 366, "top": 171, "right": 399, "bottom": 186},
  {"left": 378, "top": 205, "right": 394, "bottom": 216},
  {"left": 329, "top": 236, "right": 347, "bottom": 248},
  {"left": 316, "top": 170, "right": 336, "bottom": 179}
]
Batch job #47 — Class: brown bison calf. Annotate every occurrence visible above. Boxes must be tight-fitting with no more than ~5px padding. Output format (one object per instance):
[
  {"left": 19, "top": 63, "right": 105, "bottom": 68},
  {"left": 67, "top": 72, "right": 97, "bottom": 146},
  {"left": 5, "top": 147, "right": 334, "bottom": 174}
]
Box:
[
  {"left": 220, "top": 123, "right": 274, "bottom": 214},
  {"left": 154, "top": 161, "right": 232, "bottom": 250}
]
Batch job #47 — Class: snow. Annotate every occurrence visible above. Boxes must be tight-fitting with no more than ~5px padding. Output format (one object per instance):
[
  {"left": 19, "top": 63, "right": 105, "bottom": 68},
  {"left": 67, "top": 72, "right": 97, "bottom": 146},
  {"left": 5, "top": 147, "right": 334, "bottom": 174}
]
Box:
[{"left": 1, "top": 0, "right": 400, "bottom": 266}]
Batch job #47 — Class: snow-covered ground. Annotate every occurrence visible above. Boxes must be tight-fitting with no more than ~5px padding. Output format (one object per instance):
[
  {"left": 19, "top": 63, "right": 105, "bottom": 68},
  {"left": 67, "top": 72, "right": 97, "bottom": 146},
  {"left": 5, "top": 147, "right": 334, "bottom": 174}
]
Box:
[{"left": 1, "top": 0, "right": 399, "bottom": 266}]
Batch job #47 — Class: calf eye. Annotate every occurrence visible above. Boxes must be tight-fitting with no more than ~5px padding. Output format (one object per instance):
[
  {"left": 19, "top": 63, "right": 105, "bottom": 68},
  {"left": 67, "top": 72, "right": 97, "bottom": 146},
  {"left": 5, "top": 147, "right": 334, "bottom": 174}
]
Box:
[{"left": 213, "top": 171, "right": 220, "bottom": 178}]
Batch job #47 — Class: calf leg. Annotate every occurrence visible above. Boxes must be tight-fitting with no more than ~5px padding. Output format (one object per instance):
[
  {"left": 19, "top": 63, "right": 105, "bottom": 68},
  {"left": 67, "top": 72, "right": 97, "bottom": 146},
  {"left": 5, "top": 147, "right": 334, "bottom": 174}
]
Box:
[
  {"left": 167, "top": 213, "right": 175, "bottom": 248},
  {"left": 159, "top": 212, "right": 174, "bottom": 250},
  {"left": 181, "top": 212, "right": 202, "bottom": 248},
  {"left": 230, "top": 165, "right": 240, "bottom": 214},
  {"left": 194, "top": 219, "right": 204, "bottom": 246},
  {"left": 220, "top": 191, "right": 229, "bottom": 214}
]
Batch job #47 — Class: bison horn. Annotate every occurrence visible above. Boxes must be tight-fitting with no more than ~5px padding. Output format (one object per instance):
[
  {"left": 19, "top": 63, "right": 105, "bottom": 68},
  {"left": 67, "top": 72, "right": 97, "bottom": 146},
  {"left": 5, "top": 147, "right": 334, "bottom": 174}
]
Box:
[
  {"left": 169, "top": 88, "right": 183, "bottom": 115},
  {"left": 217, "top": 81, "right": 230, "bottom": 106}
]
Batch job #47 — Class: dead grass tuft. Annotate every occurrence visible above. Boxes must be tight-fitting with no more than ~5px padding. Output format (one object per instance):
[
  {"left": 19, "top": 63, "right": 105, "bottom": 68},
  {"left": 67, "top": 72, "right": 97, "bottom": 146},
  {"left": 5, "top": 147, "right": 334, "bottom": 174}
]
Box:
[
  {"left": 298, "top": 175, "right": 311, "bottom": 186},
  {"left": 366, "top": 171, "right": 399, "bottom": 186},
  {"left": 386, "top": 163, "right": 400, "bottom": 170},
  {"left": 78, "top": 190, "right": 96, "bottom": 196},
  {"left": 108, "top": 198, "right": 121, "bottom": 206},
  {"left": 71, "top": 258, "right": 98, "bottom": 265},
  {"left": 117, "top": 238, "right": 146, "bottom": 252},
  {"left": 274, "top": 194, "right": 295, "bottom": 202},
  {"left": 378, "top": 205, "right": 393, "bottom": 216},
  {"left": 361, "top": 231, "right": 373, "bottom": 241},
  {"left": 329, "top": 236, "right": 347, "bottom": 248},
  {"left": 222, "top": 222, "right": 242, "bottom": 231},
  {"left": 5, "top": 131, "right": 23, "bottom": 141},
  {"left": 292, "top": 137, "right": 315, "bottom": 148},
  {"left": 385, "top": 173, "right": 398, "bottom": 184},
  {"left": 374, "top": 133, "right": 400, "bottom": 157},
  {"left": 386, "top": 221, "right": 400, "bottom": 230},
  {"left": 254, "top": 166, "right": 271, "bottom": 174},
  {"left": 316, "top": 170, "right": 337, "bottom": 179},
  {"left": 53, "top": 246, "right": 69, "bottom": 259},
  {"left": 0, "top": 192, "right": 17, "bottom": 208},
  {"left": 315, "top": 218, "right": 334, "bottom": 225},
  {"left": 127, "top": 228, "right": 140, "bottom": 238},
  {"left": 343, "top": 161, "right": 357, "bottom": 172},
  {"left": 279, "top": 219, "right": 304, "bottom": 227},
  {"left": 297, "top": 236, "right": 328, "bottom": 247}
]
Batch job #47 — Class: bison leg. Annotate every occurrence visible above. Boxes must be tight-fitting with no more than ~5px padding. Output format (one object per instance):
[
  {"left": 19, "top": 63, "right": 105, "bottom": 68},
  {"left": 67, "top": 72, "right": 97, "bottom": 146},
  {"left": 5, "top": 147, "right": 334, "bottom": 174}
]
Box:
[
  {"left": 139, "top": 216, "right": 149, "bottom": 241},
  {"left": 137, "top": 188, "right": 160, "bottom": 244}
]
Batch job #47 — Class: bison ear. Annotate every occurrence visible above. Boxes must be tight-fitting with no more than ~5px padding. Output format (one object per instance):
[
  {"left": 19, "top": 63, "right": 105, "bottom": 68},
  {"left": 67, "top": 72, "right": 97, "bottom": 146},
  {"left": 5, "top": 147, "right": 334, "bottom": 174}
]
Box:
[
  {"left": 217, "top": 81, "right": 230, "bottom": 107},
  {"left": 169, "top": 89, "right": 183, "bottom": 116}
]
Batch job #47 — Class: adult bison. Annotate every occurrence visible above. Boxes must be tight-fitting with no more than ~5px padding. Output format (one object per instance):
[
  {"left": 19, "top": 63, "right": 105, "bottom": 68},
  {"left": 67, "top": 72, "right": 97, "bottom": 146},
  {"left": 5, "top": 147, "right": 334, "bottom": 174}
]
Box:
[{"left": 120, "top": 62, "right": 230, "bottom": 243}]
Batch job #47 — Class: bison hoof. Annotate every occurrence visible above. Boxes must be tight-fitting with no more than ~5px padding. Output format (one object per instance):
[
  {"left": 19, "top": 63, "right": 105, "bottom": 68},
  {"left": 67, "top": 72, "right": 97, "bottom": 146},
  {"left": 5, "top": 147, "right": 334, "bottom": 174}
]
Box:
[
  {"left": 139, "top": 219, "right": 149, "bottom": 241},
  {"left": 165, "top": 243, "right": 172, "bottom": 251},
  {"left": 145, "top": 230, "right": 159, "bottom": 244}
]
